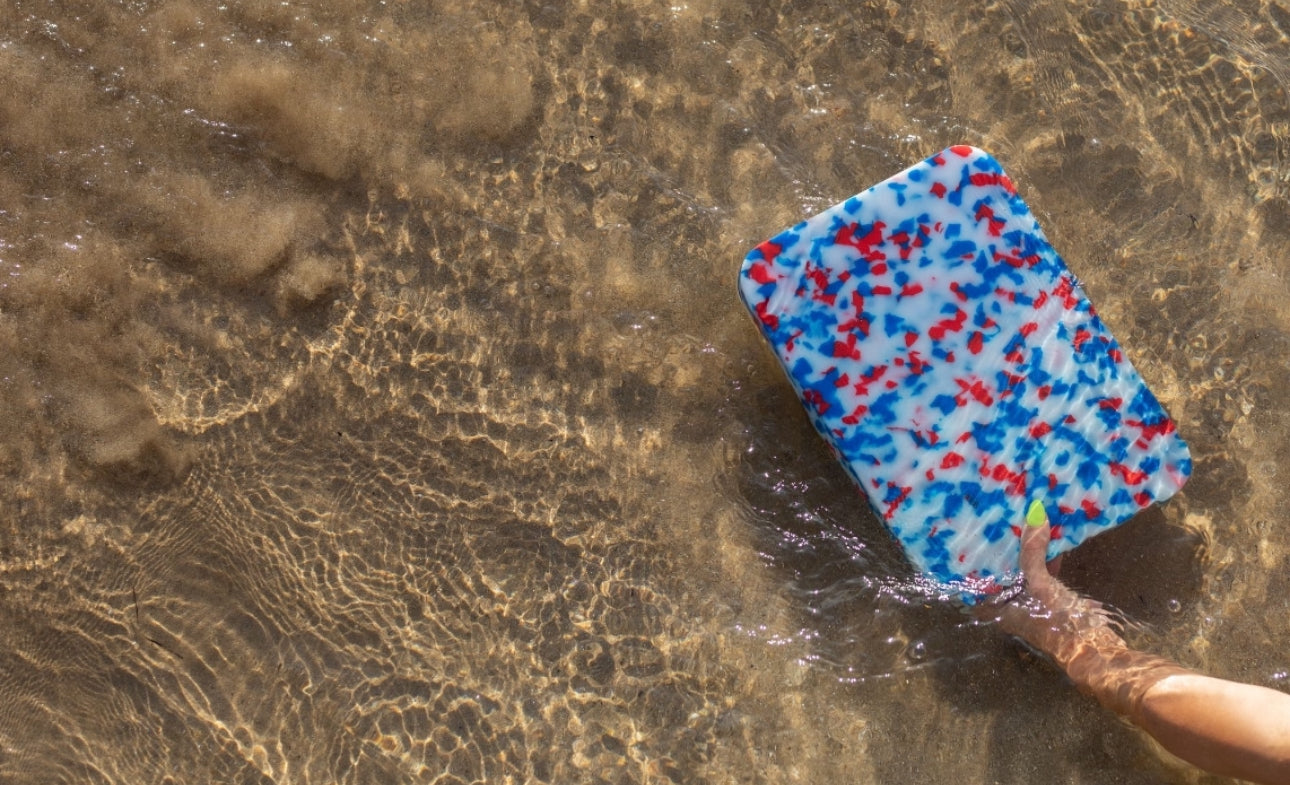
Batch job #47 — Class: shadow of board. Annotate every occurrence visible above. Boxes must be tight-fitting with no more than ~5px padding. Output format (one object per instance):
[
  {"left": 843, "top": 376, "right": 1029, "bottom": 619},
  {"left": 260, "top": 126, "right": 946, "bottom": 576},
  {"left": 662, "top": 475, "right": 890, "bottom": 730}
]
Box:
[{"left": 732, "top": 372, "right": 1208, "bottom": 784}]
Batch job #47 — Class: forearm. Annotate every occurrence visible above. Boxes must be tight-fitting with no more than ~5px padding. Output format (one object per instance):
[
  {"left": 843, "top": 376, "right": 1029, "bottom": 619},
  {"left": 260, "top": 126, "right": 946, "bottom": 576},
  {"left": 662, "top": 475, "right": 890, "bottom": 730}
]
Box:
[
  {"left": 1134, "top": 673, "right": 1290, "bottom": 785},
  {"left": 1052, "top": 631, "right": 1188, "bottom": 717},
  {"left": 997, "top": 512, "right": 1290, "bottom": 783},
  {"left": 1017, "top": 611, "right": 1290, "bottom": 785}
]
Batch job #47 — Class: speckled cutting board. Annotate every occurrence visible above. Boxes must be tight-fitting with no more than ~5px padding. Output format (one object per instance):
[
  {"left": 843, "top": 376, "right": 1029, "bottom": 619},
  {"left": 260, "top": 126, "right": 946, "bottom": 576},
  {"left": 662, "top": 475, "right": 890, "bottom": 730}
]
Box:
[{"left": 738, "top": 145, "right": 1191, "bottom": 595}]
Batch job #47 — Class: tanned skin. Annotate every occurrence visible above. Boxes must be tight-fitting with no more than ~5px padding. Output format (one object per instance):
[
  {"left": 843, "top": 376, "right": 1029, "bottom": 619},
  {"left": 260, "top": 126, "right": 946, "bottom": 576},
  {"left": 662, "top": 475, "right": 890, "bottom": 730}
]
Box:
[{"left": 986, "top": 508, "right": 1290, "bottom": 785}]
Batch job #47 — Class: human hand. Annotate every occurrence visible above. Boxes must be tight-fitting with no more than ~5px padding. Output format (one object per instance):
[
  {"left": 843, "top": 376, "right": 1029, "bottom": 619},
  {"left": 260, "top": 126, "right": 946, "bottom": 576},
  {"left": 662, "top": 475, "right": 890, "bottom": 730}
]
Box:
[{"left": 984, "top": 501, "right": 1120, "bottom": 659}]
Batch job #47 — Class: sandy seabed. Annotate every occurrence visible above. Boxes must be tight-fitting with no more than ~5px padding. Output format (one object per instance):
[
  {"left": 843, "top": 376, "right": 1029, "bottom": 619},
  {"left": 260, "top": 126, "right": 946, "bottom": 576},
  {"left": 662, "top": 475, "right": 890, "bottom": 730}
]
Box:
[{"left": 0, "top": 1, "right": 1288, "bottom": 783}]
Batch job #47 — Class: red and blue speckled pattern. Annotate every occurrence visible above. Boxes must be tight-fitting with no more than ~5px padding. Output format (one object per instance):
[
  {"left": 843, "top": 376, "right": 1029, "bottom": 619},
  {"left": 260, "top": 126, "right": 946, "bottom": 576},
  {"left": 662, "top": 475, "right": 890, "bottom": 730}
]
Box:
[{"left": 739, "top": 145, "right": 1191, "bottom": 594}]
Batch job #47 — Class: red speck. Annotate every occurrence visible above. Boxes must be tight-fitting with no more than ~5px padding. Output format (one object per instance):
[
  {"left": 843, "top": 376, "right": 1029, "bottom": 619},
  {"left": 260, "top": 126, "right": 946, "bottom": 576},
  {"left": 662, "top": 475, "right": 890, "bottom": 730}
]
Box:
[
  {"left": 1080, "top": 500, "right": 1100, "bottom": 519},
  {"left": 1097, "top": 397, "right": 1122, "bottom": 410},
  {"left": 974, "top": 203, "right": 1005, "bottom": 236},
  {"left": 755, "top": 301, "right": 779, "bottom": 330},
  {"left": 1030, "top": 422, "right": 1052, "bottom": 438},
  {"left": 872, "top": 262, "right": 889, "bottom": 275},
  {"left": 1019, "top": 322, "right": 1038, "bottom": 337},
  {"left": 991, "top": 246, "right": 1018, "bottom": 263},
  {"left": 852, "top": 365, "right": 888, "bottom": 397},
  {"left": 905, "top": 331, "right": 918, "bottom": 347},
  {"left": 803, "top": 389, "right": 830, "bottom": 415},
  {"left": 837, "top": 292, "right": 871, "bottom": 337},
  {"left": 1073, "top": 328, "right": 1092, "bottom": 351},
  {"left": 930, "top": 182, "right": 947, "bottom": 198},
  {"left": 1055, "top": 276, "right": 1079, "bottom": 309},
  {"left": 882, "top": 483, "right": 913, "bottom": 520},
  {"left": 750, "top": 261, "right": 778, "bottom": 284},
  {"left": 1109, "top": 348, "right": 1123, "bottom": 362},
  {"left": 835, "top": 222, "right": 886, "bottom": 256},
  {"left": 755, "top": 240, "right": 782, "bottom": 262},
  {"left": 901, "top": 283, "right": 924, "bottom": 297},
  {"left": 841, "top": 404, "right": 868, "bottom": 425},
  {"left": 969, "top": 172, "right": 1017, "bottom": 194},
  {"left": 929, "top": 308, "right": 967, "bottom": 340},
  {"left": 954, "top": 377, "right": 994, "bottom": 406},
  {"left": 1037, "top": 384, "right": 1052, "bottom": 400},
  {"left": 872, "top": 285, "right": 893, "bottom": 295},
  {"left": 968, "top": 331, "right": 984, "bottom": 354},
  {"left": 949, "top": 145, "right": 974, "bottom": 157},
  {"left": 805, "top": 262, "right": 829, "bottom": 293},
  {"left": 832, "top": 333, "right": 862, "bottom": 360},
  {"left": 941, "top": 452, "right": 965, "bottom": 469},
  {"left": 838, "top": 315, "right": 871, "bottom": 337},
  {"left": 1134, "top": 491, "right": 1152, "bottom": 506},
  {"left": 1126, "top": 418, "right": 1176, "bottom": 449},
  {"left": 1110, "top": 463, "right": 1148, "bottom": 485}
]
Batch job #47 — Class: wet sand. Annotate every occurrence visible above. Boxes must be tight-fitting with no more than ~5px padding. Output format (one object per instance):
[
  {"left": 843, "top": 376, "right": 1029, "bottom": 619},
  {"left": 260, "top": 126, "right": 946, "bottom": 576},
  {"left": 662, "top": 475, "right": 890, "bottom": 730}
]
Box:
[{"left": 0, "top": 0, "right": 1287, "bottom": 782}]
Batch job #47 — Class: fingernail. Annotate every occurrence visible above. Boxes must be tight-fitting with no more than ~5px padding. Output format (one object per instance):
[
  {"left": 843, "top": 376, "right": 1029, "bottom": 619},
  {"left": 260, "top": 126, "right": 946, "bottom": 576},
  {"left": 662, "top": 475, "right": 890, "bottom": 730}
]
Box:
[{"left": 1026, "top": 499, "right": 1046, "bottom": 527}]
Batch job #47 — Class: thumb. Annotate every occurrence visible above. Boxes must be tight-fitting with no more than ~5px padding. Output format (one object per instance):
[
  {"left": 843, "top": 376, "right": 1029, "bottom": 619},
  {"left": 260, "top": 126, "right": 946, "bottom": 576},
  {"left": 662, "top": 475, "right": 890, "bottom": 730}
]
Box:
[{"left": 1020, "top": 500, "right": 1051, "bottom": 577}]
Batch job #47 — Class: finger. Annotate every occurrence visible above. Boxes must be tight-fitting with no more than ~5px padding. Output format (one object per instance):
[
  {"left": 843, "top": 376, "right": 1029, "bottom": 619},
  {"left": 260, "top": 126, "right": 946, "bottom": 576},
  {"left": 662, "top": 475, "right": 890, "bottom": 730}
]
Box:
[{"left": 1020, "top": 500, "right": 1051, "bottom": 576}]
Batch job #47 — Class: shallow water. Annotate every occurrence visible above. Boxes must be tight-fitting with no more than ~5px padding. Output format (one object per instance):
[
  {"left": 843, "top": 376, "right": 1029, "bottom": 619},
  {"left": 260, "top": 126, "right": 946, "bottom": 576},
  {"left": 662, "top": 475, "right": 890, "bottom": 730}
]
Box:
[{"left": 0, "top": 0, "right": 1288, "bottom": 783}]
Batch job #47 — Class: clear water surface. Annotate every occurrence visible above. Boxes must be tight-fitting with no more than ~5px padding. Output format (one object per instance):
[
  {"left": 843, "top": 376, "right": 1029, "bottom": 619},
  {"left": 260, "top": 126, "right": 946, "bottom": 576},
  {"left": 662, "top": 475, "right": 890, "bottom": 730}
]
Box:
[{"left": 0, "top": 1, "right": 1287, "bottom": 783}]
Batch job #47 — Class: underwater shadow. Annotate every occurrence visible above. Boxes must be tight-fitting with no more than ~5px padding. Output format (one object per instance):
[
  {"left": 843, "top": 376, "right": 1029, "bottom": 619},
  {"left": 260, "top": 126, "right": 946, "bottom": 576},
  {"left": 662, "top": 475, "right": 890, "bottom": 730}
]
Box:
[{"left": 728, "top": 367, "right": 1208, "bottom": 784}]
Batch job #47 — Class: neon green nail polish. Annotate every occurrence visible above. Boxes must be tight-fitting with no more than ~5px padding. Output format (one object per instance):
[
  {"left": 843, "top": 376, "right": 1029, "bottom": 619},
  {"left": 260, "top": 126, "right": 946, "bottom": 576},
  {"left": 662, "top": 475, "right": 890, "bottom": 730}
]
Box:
[{"left": 1026, "top": 499, "right": 1046, "bottom": 527}]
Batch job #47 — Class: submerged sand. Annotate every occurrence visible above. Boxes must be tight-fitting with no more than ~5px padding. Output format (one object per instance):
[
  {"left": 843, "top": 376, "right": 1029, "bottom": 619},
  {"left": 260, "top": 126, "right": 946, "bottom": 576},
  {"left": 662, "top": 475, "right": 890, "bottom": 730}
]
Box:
[{"left": 0, "top": 0, "right": 1287, "bottom": 783}]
